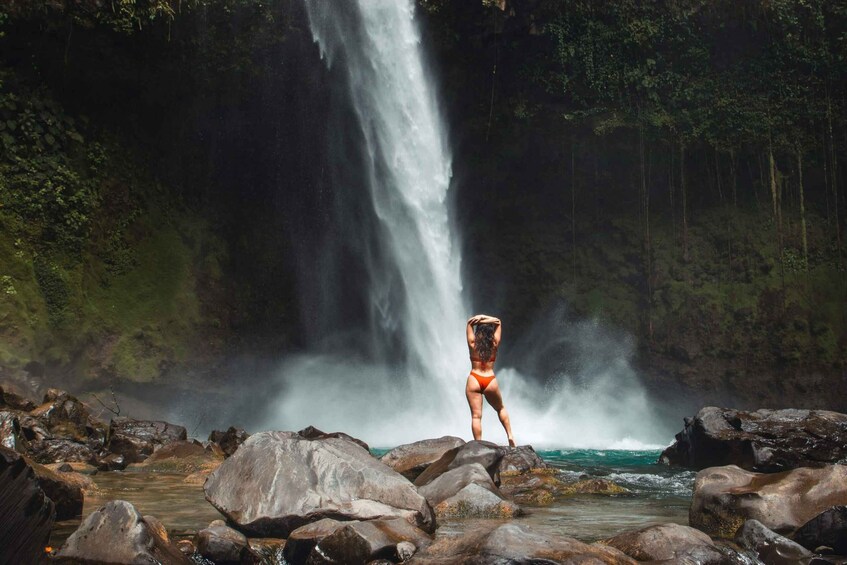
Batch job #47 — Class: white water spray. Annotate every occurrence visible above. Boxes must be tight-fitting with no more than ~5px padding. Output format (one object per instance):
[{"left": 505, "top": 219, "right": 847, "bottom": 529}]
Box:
[{"left": 260, "top": 0, "right": 670, "bottom": 448}]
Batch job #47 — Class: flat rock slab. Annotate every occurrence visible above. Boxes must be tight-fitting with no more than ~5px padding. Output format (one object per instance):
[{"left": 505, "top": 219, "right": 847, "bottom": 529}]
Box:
[
  {"left": 0, "top": 446, "right": 54, "bottom": 565},
  {"left": 601, "top": 522, "right": 723, "bottom": 562},
  {"left": 660, "top": 407, "right": 847, "bottom": 472},
  {"left": 54, "top": 500, "right": 191, "bottom": 564},
  {"left": 204, "top": 431, "right": 435, "bottom": 537},
  {"left": 380, "top": 436, "right": 465, "bottom": 481},
  {"left": 690, "top": 464, "right": 847, "bottom": 538},
  {"left": 409, "top": 522, "right": 636, "bottom": 564}
]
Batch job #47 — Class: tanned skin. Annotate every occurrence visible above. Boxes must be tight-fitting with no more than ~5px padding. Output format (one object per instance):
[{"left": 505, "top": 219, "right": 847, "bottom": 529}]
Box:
[{"left": 465, "top": 314, "right": 515, "bottom": 447}]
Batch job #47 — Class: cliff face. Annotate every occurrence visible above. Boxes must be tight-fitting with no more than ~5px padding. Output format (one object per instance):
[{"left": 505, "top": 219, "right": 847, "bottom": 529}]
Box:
[{"left": 0, "top": 1, "right": 845, "bottom": 412}]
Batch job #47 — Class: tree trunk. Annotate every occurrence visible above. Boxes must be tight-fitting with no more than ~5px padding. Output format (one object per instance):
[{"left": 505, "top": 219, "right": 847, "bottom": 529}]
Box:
[{"left": 797, "top": 148, "right": 808, "bottom": 273}]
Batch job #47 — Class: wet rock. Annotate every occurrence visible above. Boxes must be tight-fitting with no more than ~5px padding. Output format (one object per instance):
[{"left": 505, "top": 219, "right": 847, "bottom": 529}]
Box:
[
  {"left": 45, "top": 461, "right": 98, "bottom": 475},
  {"left": 298, "top": 425, "right": 370, "bottom": 452},
  {"left": 284, "top": 518, "right": 346, "bottom": 564},
  {"left": 176, "top": 539, "right": 197, "bottom": 555},
  {"left": 414, "top": 440, "right": 505, "bottom": 487},
  {"left": 204, "top": 431, "right": 435, "bottom": 537},
  {"left": 249, "top": 538, "right": 286, "bottom": 564},
  {"left": 0, "top": 446, "right": 55, "bottom": 565},
  {"left": 130, "top": 439, "right": 224, "bottom": 474},
  {"left": 31, "top": 388, "right": 106, "bottom": 448},
  {"left": 198, "top": 519, "right": 255, "bottom": 564},
  {"left": 308, "top": 518, "right": 432, "bottom": 565},
  {"left": 601, "top": 522, "right": 725, "bottom": 562},
  {"left": 29, "top": 438, "right": 96, "bottom": 465},
  {"left": 418, "top": 463, "right": 496, "bottom": 505},
  {"left": 736, "top": 519, "right": 813, "bottom": 564},
  {"left": 54, "top": 500, "right": 191, "bottom": 564},
  {"left": 690, "top": 464, "right": 847, "bottom": 538},
  {"left": 0, "top": 383, "right": 37, "bottom": 411},
  {"left": 209, "top": 426, "right": 250, "bottom": 457},
  {"left": 27, "top": 457, "right": 84, "bottom": 519},
  {"left": 0, "top": 409, "right": 27, "bottom": 451},
  {"left": 495, "top": 445, "right": 548, "bottom": 475},
  {"left": 792, "top": 506, "right": 847, "bottom": 555},
  {"left": 408, "top": 522, "right": 636, "bottom": 564},
  {"left": 433, "top": 482, "right": 522, "bottom": 519},
  {"left": 380, "top": 436, "right": 466, "bottom": 481},
  {"left": 498, "top": 468, "right": 567, "bottom": 505},
  {"left": 560, "top": 477, "right": 629, "bottom": 496},
  {"left": 659, "top": 407, "right": 847, "bottom": 472},
  {"left": 95, "top": 452, "right": 127, "bottom": 471},
  {"left": 107, "top": 417, "right": 187, "bottom": 464}
]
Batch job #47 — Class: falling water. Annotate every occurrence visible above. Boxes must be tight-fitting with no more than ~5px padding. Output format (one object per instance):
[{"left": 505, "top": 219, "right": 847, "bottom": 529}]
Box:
[{"left": 259, "top": 0, "right": 670, "bottom": 448}]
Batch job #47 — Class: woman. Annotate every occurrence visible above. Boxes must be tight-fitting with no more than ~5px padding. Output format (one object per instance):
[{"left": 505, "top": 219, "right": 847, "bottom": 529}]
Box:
[{"left": 466, "top": 314, "right": 515, "bottom": 447}]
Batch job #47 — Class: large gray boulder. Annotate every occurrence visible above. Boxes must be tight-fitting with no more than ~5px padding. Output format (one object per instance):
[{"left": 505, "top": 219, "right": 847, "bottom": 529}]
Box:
[
  {"left": 409, "top": 522, "right": 636, "bottom": 564},
  {"left": 308, "top": 518, "right": 432, "bottom": 565},
  {"left": 735, "top": 519, "right": 813, "bottom": 564},
  {"left": 660, "top": 407, "right": 847, "bottom": 472},
  {"left": 690, "top": 464, "right": 847, "bottom": 538},
  {"left": 0, "top": 446, "right": 55, "bottom": 565},
  {"left": 495, "top": 445, "right": 548, "bottom": 475},
  {"left": 414, "top": 440, "right": 505, "bottom": 487},
  {"left": 417, "top": 462, "right": 520, "bottom": 519},
  {"left": 204, "top": 431, "right": 435, "bottom": 537},
  {"left": 380, "top": 436, "right": 465, "bottom": 481},
  {"left": 54, "top": 500, "right": 191, "bottom": 564},
  {"left": 600, "top": 523, "right": 727, "bottom": 563},
  {"left": 197, "top": 519, "right": 256, "bottom": 564}
]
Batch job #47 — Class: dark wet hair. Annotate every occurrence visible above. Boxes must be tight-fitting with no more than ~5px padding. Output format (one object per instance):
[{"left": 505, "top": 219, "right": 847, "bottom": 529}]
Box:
[{"left": 474, "top": 323, "right": 496, "bottom": 362}]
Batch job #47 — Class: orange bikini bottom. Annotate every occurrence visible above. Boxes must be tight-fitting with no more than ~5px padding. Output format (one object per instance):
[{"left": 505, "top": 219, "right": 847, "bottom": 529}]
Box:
[{"left": 470, "top": 372, "right": 495, "bottom": 391}]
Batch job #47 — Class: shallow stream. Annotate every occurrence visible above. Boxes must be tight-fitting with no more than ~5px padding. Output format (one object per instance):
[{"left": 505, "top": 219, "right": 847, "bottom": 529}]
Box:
[{"left": 50, "top": 449, "right": 692, "bottom": 549}]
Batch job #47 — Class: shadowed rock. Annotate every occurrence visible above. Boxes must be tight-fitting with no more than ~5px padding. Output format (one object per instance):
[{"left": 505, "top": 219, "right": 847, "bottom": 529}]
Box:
[
  {"left": 380, "top": 436, "right": 465, "bottom": 481},
  {"left": 690, "top": 464, "right": 847, "bottom": 538},
  {"left": 791, "top": 506, "right": 847, "bottom": 555},
  {"left": 601, "top": 523, "right": 724, "bottom": 563},
  {"left": 499, "top": 468, "right": 567, "bottom": 505},
  {"left": 107, "top": 417, "right": 187, "bottom": 464},
  {"left": 29, "top": 438, "right": 96, "bottom": 465},
  {"left": 209, "top": 426, "right": 250, "bottom": 457},
  {"left": 54, "top": 500, "right": 190, "bottom": 564},
  {"left": 204, "top": 431, "right": 435, "bottom": 537},
  {"left": 418, "top": 462, "right": 520, "bottom": 518},
  {"left": 197, "top": 519, "right": 257, "bottom": 564},
  {"left": 0, "top": 384, "right": 37, "bottom": 411},
  {"left": 736, "top": 519, "right": 813, "bottom": 564},
  {"left": 660, "top": 407, "right": 847, "bottom": 472},
  {"left": 31, "top": 389, "right": 106, "bottom": 448},
  {"left": 0, "top": 409, "right": 27, "bottom": 452},
  {"left": 297, "top": 425, "right": 370, "bottom": 452},
  {"left": 27, "top": 457, "right": 84, "bottom": 520},
  {"left": 408, "top": 522, "right": 636, "bottom": 564},
  {"left": 0, "top": 446, "right": 54, "bottom": 565},
  {"left": 414, "top": 440, "right": 505, "bottom": 488},
  {"left": 308, "top": 518, "right": 432, "bottom": 565},
  {"left": 284, "top": 518, "right": 346, "bottom": 564}
]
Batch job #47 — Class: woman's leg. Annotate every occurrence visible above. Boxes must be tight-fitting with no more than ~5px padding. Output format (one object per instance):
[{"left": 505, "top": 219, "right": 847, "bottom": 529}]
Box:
[
  {"left": 465, "top": 375, "right": 483, "bottom": 440},
  {"left": 483, "top": 379, "right": 515, "bottom": 447}
]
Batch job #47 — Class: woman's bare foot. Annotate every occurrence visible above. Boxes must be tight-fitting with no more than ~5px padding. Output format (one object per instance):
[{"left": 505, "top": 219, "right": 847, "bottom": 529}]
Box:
[{"left": 508, "top": 437, "right": 516, "bottom": 448}]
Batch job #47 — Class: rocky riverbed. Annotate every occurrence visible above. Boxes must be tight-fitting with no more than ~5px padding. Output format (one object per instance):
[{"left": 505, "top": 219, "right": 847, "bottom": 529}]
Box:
[{"left": 2, "top": 382, "right": 847, "bottom": 564}]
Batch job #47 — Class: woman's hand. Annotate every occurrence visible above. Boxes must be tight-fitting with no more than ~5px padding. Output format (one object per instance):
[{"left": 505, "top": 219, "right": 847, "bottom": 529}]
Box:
[{"left": 472, "top": 314, "right": 500, "bottom": 325}]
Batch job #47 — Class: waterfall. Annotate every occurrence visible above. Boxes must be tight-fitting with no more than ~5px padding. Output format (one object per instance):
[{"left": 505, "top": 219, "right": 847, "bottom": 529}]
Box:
[{"left": 258, "top": 0, "right": 670, "bottom": 448}]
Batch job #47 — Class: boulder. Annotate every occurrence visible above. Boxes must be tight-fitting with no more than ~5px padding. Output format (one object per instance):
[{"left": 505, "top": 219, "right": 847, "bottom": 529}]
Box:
[
  {"left": 495, "top": 445, "right": 548, "bottom": 475},
  {"left": 107, "top": 417, "right": 187, "bottom": 463},
  {"left": 736, "top": 519, "right": 813, "bottom": 564},
  {"left": 433, "top": 482, "right": 522, "bottom": 519},
  {"left": 209, "top": 426, "right": 250, "bottom": 457},
  {"left": 0, "top": 446, "right": 55, "bottom": 565},
  {"left": 0, "top": 383, "right": 37, "bottom": 411},
  {"left": 660, "top": 407, "right": 847, "bottom": 472},
  {"left": 308, "top": 518, "right": 431, "bottom": 565},
  {"left": 197, "top": 519, "right": 255, "bottom": 564},
  {"left": 0, "top": 409, "right": 27, "bottom": 452},
  {"left": 30, "top": 388, "right": 106, "bottom": 448},
  {"left": 380, "top": 436, "right": 465, "bottom": 481},
  {"left": 498, "top": 468, "right": 568, "bottom": 505},
  {"left": 27, "top": 457, "right": 84, "bottom": 520},
  {"left": 54, "top": 500, "right": 191, "bottom": 564},
  {"left": 29, "top": 438, "right": 96, "bottom": 465},
  {"left": 46, "top": 461, "right": 98, "bottom": 475},
  {"left": 130, "top": 439, "right": 224, "bottom": 474},
  {"left": 418, "top": 463, "right": 496, "bottom": 506},
  {"left": 297, "top": 425, "right": 370, "bottom": 452},
  {"left": 601, "top": 523, "right": 725, "bottom": 563},
  {"left": 249, "top": 538, "right": 286, "bottom": 564},
  {"left": 284, "top": 518, "right": 347, "bottom": 564},
  {"left": 408, "top": 522, "right": 636, "bottom": 564},
  {"left": 204, "top": 431, "right": 435, "bottom": 537},
  {"left": 791, "top": 506, "right": 847, "bottom": 555},
  {"left": 690, "top": 464, "right": 847, "bottom": 538},
  {"left": 96, "top": 452, "right": 127, "bottom": 471},
  {"left": 414, "top": 440, "right": 505, "bottom": 487}
]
